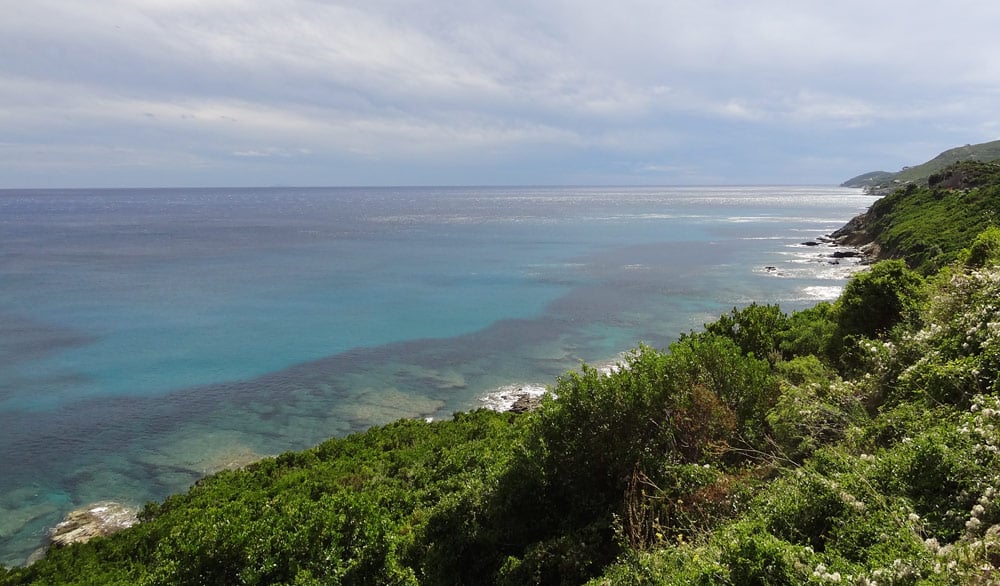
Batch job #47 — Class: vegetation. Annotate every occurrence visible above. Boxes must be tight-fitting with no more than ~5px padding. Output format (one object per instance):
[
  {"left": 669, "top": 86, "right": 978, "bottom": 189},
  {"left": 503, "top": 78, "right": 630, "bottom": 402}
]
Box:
[
  {"left": 4, "top": 161, "right": 1000, "bottom": 584},
  {"left": 842, "top": 138, "right": 1000, "bottom": 191},
  {"left": 847, "top": 160, "right": 1000, "bottom": 274}
]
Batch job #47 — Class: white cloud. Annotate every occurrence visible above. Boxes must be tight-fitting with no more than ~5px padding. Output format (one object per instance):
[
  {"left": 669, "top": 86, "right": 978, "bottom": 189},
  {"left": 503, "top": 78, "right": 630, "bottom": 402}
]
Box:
[
  {"left": 3, "top": 0, "right": 1000, "bottom": 185},
  {"left": 784, "top": 91, "right": 877, "bottom": 127}
]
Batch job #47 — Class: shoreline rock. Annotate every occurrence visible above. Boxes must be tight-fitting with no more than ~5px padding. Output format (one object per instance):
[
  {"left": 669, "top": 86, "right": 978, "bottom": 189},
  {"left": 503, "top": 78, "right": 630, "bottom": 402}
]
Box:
[
  {"left": 508, "top": 393, "right": 544, "bottom": 413},
  {"left": 48, "top": 502, "right": 138, "bottom": 549},
  {"left": 480, "top": 385, "right": 548, "bottom": 413},
  {"left": 830, "top": 211, "right": 874, "bottom": 248},
  {"left": 828, "top": 209, "right": 884, "bottom": 265}
]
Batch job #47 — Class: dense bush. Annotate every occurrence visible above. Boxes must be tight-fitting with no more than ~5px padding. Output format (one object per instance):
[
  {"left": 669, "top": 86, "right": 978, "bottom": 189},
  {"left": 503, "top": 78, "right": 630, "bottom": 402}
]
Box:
[
  {"left": 776, "top": 301, "right": 838, "bottom": 361},
  {"left": 705, "top": 303, "right": 788, "bottom": 363},
  {"left": 767, "top": 357, "right": 864, "bottom": 460},
  {"left": 834, "top": 259, "right": 924, "bottom": 341},
  {"left": 2, "top": 411, "right": 529, "bottom": 585},
  {"left": 965, "top": 225, "right": 1000, "bottom": 267}
]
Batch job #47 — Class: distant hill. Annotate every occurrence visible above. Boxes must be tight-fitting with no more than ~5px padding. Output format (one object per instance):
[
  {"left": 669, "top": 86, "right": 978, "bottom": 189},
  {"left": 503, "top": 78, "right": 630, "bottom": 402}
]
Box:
[{"left": 842, "top": 139, "right": 1000, "bottom": 191}]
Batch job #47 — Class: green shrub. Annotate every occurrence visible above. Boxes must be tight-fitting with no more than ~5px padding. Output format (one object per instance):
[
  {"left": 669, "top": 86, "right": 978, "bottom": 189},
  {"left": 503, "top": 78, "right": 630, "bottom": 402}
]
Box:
[
  {"left": 777, "top": 302, "right": 837, "bottom": 361},
  {"left": 835, "top": 260, "right": 925, "bottom": 341},
  {"left": 586, "top": 544, "right": 727, "bottom": 586},
  {"left": 530, "top": 346, "right": 682, "bottom": 520},
  {"left": 718, "top": 522, "right": 804, "bottom": 586},
  {"left": 965, "top": 226, "right": 1000, "bottom": 267},
  {"left": 666, "top": 333, "right": 778, "bottom": 447},
  {"left": 705, "top": 303, "right": 788, "bottom": 363},
  {"left": 762, "top": 468, "right": 848, "bottom": 552},
  {"left": 767, "top": 360, "right": 864, "bottom": 460}
]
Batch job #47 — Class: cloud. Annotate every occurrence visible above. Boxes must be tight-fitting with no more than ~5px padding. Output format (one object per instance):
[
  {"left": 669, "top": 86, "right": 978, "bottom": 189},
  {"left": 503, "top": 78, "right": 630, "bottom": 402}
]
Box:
[{"left": 2, "top": 1, "right": 1000, "bottom": 186}]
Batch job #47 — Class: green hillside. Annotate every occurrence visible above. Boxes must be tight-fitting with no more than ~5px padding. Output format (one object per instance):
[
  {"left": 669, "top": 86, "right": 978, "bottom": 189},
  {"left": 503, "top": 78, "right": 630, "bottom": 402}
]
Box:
[
  {"left": 843, "top": 139, "right": 1000, "bottom": 191},
  {"left": 837, "top": 159, "right": 1000, "bottom": 273},
  {"left": 5, "top": 162, "right": 1000, "bottom": 585}
]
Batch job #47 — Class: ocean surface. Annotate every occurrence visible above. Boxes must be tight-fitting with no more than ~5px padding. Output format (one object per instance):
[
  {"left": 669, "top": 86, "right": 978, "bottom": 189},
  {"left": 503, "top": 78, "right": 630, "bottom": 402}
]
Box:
[{"left": 0, "top": 185, "right": 877, "bottom": 564}]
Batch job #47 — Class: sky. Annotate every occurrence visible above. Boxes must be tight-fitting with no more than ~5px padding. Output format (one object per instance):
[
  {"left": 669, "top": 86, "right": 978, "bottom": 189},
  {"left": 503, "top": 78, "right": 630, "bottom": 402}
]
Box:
[{"left": 3, "top": 1, "right": 1000, "bottom": 188}]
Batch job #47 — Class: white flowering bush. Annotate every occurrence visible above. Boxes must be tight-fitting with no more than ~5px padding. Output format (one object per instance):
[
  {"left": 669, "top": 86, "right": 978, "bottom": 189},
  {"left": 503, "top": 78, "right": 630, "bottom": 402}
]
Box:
[
  {"left": 587, "top": 232, "right": 1000, "bottom": 584},
  {"left": 768, "top": 356, "right": 867, "bottom": 460},
  {"left": 895, "top": 267, "right": 1000, "bottom": 405}
]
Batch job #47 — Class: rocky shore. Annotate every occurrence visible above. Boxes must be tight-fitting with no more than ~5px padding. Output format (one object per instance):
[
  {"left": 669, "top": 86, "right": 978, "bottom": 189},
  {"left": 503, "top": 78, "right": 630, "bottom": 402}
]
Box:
[
  {"left": 48, "top": 502, "right": 138, "bottom": 549},
  {"left": 25, "top": 502, "right": 139, "bottom": 564},
  {"left": 828, "top": 207, "right": 884, "bottom": 263},
  {"left": 480, "top": 385, "right": 548, "bottom": 413}
]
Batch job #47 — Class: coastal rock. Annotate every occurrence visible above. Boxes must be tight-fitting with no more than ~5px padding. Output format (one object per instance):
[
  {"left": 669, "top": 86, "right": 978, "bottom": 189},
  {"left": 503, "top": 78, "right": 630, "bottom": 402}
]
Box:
[
  {"left": 830, "top": 212, "right": 874, "bottom": 247},
  {"left": 48, "top": 502, "right": 137, "bottom": 548},
  {"left": 826, "top": 209, "right": 888, "bottom": 266},
  {"left": 509, "top": 393, "right": 543, "bottom": 413},
  {"left": 480, "top": 385, "right": 548, "bottom": 413}
]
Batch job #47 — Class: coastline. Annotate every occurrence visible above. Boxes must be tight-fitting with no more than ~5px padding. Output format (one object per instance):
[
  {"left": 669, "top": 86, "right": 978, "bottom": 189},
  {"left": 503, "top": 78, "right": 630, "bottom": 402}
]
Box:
[
  {"left": 1, "top": 186, "right": 879, "bottom": 567},
  {"left": 474, "top": 214, "right": 881, "bottom": 418}
]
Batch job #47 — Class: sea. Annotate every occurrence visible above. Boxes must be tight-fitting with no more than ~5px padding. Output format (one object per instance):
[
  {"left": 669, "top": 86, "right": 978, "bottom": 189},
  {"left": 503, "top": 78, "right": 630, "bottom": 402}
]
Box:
[{"left": 0, "top": 185, "right": 877, "bottom": 564}]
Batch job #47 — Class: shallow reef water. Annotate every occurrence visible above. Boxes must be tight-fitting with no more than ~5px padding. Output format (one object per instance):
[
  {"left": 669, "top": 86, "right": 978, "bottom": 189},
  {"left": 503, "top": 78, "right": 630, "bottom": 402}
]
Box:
[{"left": 0, "top": 185, "right": 876, "bottom": 564}]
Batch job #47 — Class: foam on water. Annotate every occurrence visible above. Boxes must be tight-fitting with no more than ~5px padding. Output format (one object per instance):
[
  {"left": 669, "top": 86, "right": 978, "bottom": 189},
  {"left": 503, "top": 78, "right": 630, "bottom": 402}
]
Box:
[
  {"left": 801, "top": 286, "right": 848, "bottom": 300},
  {"left": 479, "top": 384, "right": 551, "bottom": 412}
]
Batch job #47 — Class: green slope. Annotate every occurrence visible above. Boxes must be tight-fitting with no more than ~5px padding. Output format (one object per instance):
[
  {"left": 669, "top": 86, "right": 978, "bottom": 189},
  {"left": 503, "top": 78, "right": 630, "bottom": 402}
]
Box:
[
  {"left": 843, "top": 138, "right": 1000, "bottom": 190},
  {"left": 836, "top": 159, "right": 1000, "bottom": 273}
]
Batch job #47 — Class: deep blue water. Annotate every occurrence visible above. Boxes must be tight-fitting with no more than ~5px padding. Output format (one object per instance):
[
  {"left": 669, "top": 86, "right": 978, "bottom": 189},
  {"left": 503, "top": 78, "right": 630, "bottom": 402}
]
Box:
[{"left": 0, "top": 185, "right": 876, "bottom": 564}]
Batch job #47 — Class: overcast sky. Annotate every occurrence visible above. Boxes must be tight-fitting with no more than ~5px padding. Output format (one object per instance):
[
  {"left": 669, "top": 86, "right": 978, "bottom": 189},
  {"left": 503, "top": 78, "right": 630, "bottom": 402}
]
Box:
[{"left": 3, "top": 1, "right": 999, "bottom": 188}]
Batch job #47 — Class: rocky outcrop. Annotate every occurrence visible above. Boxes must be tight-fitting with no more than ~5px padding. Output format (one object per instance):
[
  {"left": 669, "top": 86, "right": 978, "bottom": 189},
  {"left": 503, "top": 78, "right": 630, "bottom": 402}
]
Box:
[
  {"left": 828, "top": 209, "right": 884, "bottom": 265},
  {"left": 830, "top": 211, "right": 874, "bottom": 248},
  {"left": 480, "top": 385, "right": 549, "bottom": 413},
  {"left": 508, "top": 393, "right": 543, "bottom": 413},
  {"left": 48, "top": 502, "right": 138, "bottom": 548}
]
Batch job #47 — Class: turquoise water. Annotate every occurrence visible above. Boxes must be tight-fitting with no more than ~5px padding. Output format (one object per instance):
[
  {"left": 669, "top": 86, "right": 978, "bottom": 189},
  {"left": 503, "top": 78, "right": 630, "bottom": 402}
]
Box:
[{"left": 0, "top": 185, "right": 877, "bottom": 564}]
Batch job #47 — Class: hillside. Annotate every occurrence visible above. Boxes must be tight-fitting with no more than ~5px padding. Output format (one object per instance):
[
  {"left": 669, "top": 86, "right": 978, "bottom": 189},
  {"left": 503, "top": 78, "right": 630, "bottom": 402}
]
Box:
[
  {"left": 834, "top": 159, "right": 1000, "bottom": 273},
  {"left": 5, "top": 165, "right": 1000, "bottom": 585},
  {"left": 842, "top": 139, "right": 1000, "bottom": 192}
]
